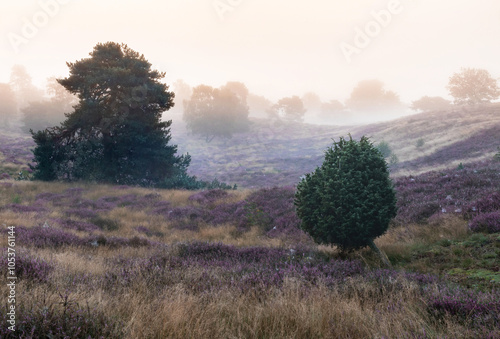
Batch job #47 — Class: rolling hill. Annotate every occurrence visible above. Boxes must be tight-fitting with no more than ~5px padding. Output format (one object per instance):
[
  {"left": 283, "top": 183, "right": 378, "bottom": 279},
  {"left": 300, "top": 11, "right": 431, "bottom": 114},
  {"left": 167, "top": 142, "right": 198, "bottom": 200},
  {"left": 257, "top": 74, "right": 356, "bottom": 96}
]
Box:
[
  {"left": 0, "top": 103, "right": 499, "bottom": 187},
  {"left": 171, "top": 103, "right": 500, "bottom": 188}
]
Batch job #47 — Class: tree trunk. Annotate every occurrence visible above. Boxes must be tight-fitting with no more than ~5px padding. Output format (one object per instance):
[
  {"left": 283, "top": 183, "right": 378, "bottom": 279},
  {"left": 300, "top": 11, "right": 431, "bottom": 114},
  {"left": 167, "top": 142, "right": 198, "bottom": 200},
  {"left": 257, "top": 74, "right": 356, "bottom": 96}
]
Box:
[{"left": 368, "top": 239, "right": 392, "bottom": 267}]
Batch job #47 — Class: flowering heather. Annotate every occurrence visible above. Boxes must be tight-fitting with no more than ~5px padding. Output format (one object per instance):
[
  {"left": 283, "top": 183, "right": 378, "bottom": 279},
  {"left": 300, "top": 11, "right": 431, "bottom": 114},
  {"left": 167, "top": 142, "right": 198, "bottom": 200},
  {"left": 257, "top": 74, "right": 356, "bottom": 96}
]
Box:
[
  {"left": 99, "top": 241, "right": 500, "bottom": 331},
  {"left": 463, "top": 192, "right": 500, "bottom": 219},
  {"left": 73, "top": 198, "right": 105, "bottom": 210},
  {"left": 203, "top": 187, "right": 302, "bottom": 232},
  {"left": 0, "top": 172, "right": 11, "bottom": 180},
  {"left": 64, "top": 187, "right": 85, "bottom": 196},
  {"left": 428, "top": 286, "right": 500, "bottom": 327},
  {"left": 0, "top": 249, "right": 53, "bottom": 282},
  {"left": 469, "top": 211, "right": 500, "bottom": 233},
  {"left": 104, "top": 242, "right": 365, "bottom": 293},
  {"left": 53, "top": 218, "right": 100, "bottom": 232},
  {"left": 0, "top": 295, "right": 123, "bottom": 338},
  {"left": 34, "top": 191, "right": 61, "bottom": 201},
  {"left": 16, "top": 226, "right": 85, "bottom": 248},
  {"left": 243, "top": 186, "right": 299, "bottom": 230},
  {"left": 135, "top": 225, "right": 163, "bottom": 237},
  {"left": 4, "top": 203, "right": 47, "bottom": 214},
  {"left": 35, "top": 192, "right": 73, "bottom": 207},
  {"left": 151, "top": 200, "right": 172, "bottom": 215},
  {"left": 188, "top": 189, "right": 230, "bottom": 204},
  {"left": 0, "top": 135, "right": 34, "bottom": 168},
  {"left": 65, "top": 207, "right": 98, "bottom": 219},
  {"left": 88, "top": 235, "right": 152, "bottom": 248},
  {"left": 398, "top": 125, "right": 500, "bottom": 171},
  {"left": 394, "top": 161, "right": 500, "bottom": 224},
  {"left": 364, "top": 269, "right": 439, "bottom": 287},
  {"left": 206, "top": 200, "right": 247, "bottom": 226},
  {"left": 165, "top": 206, "right": 207, "bottom": 230},
  {"left": 94, "top": 193, "right": 160, "bottom": 210}
]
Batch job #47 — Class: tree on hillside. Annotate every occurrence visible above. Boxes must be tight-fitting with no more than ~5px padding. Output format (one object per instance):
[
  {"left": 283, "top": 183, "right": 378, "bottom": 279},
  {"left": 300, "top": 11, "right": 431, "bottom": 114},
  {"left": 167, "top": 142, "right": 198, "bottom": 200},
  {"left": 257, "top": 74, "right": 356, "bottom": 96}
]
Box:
[
  {"left": 22, "top": 77, "right": 78, "bottom": 133},
  {"left": 224, "top": 81, "right": 249, "bottom": 103},
  {"left": 267, "top": 96, "right": 306, "bottom": 122},
  {"left": 31, "top": 42, "right": 190, "bottom": 186},
  {"left": 410, "top": 96, "right": 450, "bottom": 112},
  {"left": 9, "top": 65, "right": 43, "bottom": 109},
  {"left": 295, "top": 135, "right": 396, "bottom": 266},
  {"left": 302, "top": 92, "right": 322, "bottom": 113},
  {"left": 321, "top": 100, "right": 344, "bottom": 114},
  {"left": 376, "top": 141, "right": 392, "bottom": 158},
  {"left": 0, "top": 84, "right": 18, "bottom": 130},
  {"left": 183, "top": 83, "right": 250, "bottom": 142},
  {"left": 247, "top": 93, "right": 272, "bottom": 118},
  {"left": 346, "top": 80, "right": 401, "bottom": 112},
  {"left": 318, "top": 99, "right": 344, "bottom": 120},
  {"left": 447, "top": 68, "right": 499, "bottom": 105}
]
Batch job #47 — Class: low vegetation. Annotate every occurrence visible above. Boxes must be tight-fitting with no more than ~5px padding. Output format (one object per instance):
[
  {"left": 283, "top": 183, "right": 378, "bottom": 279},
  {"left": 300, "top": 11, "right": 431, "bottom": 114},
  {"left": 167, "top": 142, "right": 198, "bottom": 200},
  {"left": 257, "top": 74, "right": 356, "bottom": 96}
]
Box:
[{"left": 0, "top": 157, "right": 499, "bottom": 337}]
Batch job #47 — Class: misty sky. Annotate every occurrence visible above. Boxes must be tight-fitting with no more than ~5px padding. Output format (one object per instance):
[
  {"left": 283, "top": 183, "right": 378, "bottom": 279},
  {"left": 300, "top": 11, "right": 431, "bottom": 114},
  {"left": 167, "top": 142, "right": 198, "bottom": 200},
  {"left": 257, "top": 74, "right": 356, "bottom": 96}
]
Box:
[{"left": 1, "top": 0, "right": 499, "bottom": 107}]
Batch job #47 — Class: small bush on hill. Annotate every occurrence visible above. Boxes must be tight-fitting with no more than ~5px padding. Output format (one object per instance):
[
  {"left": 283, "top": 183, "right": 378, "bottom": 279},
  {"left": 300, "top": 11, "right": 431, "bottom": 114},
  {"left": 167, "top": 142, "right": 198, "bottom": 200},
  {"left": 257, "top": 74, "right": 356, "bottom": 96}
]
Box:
[{"left": 295, "top": 135, "right": 396, "bottom": 265}]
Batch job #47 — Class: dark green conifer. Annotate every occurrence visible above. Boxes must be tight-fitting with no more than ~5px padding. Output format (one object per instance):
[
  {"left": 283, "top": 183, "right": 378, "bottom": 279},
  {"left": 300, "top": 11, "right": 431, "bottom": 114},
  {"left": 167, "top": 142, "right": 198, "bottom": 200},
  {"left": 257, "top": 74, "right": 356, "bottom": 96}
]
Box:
[{"left": 295, "top": 135, "right": 397, "bottom": 265}]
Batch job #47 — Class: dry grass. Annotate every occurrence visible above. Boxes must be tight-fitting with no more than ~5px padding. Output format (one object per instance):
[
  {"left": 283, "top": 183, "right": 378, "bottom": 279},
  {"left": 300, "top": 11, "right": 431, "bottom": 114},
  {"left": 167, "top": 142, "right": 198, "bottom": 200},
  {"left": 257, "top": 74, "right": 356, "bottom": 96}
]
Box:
[
  {"left": 378, "top": 216, "right": 469, "bottom": 248},
  {"left": 1, "top": 180, "right": 497, "bottom": 338},
  {"left": 0, "top": 271, "right": 475, "bottom": 339}
]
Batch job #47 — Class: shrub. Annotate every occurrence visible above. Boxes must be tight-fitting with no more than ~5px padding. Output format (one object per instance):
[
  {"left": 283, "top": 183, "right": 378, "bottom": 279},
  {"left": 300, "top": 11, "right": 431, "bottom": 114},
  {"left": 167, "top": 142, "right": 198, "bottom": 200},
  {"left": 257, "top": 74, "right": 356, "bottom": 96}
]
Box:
[
  {"left": 90, "top": 217, "right": 120, "bottom": 231},
  {"left": 389, "top": 153, "right": 399, "bottom": 167},
  {"left": 376, "top": 141, "right": 392, "bottom": 158},
  {"left": 295, "top": 136, "right": 396, "bottom": 264},
  {"left": 469, "top": 211, "right": 500, "bottom": 233},
  {"left": 162, "top": 173, "right": 236, "bottom": 190},
  {"left": 416, "top": 138, "right": 425, "bottom": 148}
]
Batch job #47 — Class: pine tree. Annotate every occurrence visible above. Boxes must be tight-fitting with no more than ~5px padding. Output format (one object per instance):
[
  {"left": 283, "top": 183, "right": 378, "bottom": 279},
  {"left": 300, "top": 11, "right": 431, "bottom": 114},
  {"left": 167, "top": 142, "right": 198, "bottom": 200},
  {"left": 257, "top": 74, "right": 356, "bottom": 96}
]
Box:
[{"left": 31, "top": 42, "right": 189, "bottom": 186}]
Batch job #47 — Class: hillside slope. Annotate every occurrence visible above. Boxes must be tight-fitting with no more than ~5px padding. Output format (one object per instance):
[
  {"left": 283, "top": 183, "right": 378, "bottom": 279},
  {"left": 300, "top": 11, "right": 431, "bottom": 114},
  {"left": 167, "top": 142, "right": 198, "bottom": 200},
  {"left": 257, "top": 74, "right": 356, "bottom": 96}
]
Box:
[
  {"left": 171, "top": 103, "right": 500, "bottom": 187},
  {"left": 1, "top": 104, "right": 498, "bottom": 188}
]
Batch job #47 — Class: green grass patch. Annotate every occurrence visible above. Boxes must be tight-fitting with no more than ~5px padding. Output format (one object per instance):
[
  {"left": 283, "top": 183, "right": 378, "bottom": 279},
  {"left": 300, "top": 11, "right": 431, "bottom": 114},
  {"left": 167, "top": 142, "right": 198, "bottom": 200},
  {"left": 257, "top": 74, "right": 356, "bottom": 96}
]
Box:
[{"left": 395, "top": 232, "right": 500, "bottom": 291}]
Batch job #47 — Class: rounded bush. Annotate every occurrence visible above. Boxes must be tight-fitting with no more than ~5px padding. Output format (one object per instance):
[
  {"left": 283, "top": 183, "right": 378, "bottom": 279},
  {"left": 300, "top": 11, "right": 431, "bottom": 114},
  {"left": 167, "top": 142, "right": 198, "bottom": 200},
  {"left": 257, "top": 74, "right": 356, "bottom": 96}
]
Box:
[{"left": 295, "top": 135, "right": 397, "bottom": 251}]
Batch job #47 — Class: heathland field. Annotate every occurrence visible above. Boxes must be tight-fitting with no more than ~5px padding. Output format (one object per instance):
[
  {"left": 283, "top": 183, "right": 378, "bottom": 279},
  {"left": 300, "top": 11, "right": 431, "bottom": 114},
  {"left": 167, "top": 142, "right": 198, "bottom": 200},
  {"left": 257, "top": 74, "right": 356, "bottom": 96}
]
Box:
[{"left": 0, "top": 106, "right": 499, "bottom": 338}]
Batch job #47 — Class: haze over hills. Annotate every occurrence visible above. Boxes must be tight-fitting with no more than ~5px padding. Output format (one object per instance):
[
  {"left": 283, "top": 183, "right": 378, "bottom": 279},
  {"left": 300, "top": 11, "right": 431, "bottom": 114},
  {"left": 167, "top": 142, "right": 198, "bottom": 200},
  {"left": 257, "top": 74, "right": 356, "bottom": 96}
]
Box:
[
  {"left": 171, "top": 103, "right": 500, "bottom": 188},
  {"left": 0, "top": 103, "right": 498, "bottom": 189}
]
